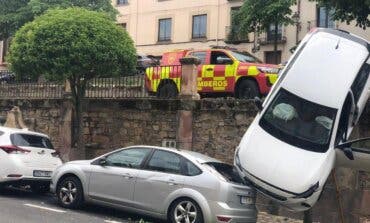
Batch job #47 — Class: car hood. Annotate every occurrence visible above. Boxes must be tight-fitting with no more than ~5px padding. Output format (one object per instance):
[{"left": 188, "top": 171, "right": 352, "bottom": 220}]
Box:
[{"left": 237, "top": 119, "right": 334, "bottom": 194}]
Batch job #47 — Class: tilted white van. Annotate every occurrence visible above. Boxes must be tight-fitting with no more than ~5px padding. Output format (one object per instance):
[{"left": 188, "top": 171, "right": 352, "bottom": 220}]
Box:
[{"left": 235, "top": 28, "right": 370, "bottom": 211}]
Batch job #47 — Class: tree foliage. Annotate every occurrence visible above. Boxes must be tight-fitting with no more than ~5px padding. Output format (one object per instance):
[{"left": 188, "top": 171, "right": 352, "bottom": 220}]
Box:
[
  {"left": 231, "top": 0, "right": 296, "bottom": 36},
  {"left": 313, "top": 0, "right": 370, "bottom": 28},
  {"left": 8, "top": 8, "right": 136, "bottom": 154},
  {"left": 0, "top": 0, "right": 117, "bottom": 39}
]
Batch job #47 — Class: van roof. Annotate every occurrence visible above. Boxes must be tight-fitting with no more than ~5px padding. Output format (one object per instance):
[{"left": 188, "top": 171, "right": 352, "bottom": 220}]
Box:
[{"left": 280, "top": 29, "right": 369, "bottom": 109}]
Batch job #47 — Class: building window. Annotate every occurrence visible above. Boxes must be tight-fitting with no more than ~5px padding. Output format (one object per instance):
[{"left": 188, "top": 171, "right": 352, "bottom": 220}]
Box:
[
  {"left": 267, "top": 24, "right": 282, "bottom": 42},
  {"left": 192, "top": 14, "right": 207, "bottom": 39},
  {"left": 117, "top": 23, "right": 127, "bottom": 30},
  {"left": 158, "top": 18, "right": 172, "bottom": 41},
  {"left": 117, "top": 0, "right": 128, "bottom": 5},
  {"left": 317, "top": 6, "right": 335, "bottom": 28},
  {"left": 265, "top": 51, "right": 282, "bottom": 64}
]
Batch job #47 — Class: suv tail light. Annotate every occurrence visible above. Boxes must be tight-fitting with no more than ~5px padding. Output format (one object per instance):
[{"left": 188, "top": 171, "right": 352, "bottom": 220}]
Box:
[{"left": 0, "top": 145, "right": 31, "bottom": 154}]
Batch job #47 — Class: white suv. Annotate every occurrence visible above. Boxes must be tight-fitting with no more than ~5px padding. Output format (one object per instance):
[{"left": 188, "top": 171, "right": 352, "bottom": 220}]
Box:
[
  {"left": 235, "top": 28, "right": 370, "bottom": 211},
  {"left": 0, "top": 127, "right": 62, "bottom": 193}
]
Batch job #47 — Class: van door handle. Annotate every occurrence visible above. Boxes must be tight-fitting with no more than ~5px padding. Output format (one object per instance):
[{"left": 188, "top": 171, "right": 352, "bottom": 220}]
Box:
[
  {"left": 206, "top": 68, "right": 213, "bottom": 71},
  {"left": 168, "top": 179, "right": 177, "bottom": 186},
  {"left": 122, "top": 173, "right": 134, "bottom": 179}
]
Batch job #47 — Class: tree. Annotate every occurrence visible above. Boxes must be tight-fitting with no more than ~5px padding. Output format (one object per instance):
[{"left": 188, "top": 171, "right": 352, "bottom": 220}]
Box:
[
  {"left": 313, "top": 0, "right": 369, "bottom": 29},
  {"left": 8, "top": 8, "right": 136, "bottom": 157},
  {"left": 231, "top": 0, "right": 296, "bottom": 64},
  {"left": 0, "top": 0, "right": 118, "bottom": 40}
]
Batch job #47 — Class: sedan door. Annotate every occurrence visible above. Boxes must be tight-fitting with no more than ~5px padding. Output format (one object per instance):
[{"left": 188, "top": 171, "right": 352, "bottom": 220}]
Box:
[
  {"left": 88, "top": 147, "right": 151, "bottom": 206},
  {"left": 336, "top": 138, "right": 370, "bottom": 171},
  {"left": 133, "top": 149, "right": 184, "bottom": 214}
]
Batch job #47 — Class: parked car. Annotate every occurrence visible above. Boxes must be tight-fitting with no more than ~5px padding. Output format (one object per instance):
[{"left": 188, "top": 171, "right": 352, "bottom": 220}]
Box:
[
  {"left": 51, "top": 146, "right": 257, "bottom": 223},
  {"left": 234, "top": 28, "right": 370, "bottom": 212},
  {"left": 0, "top": 127, "right": 62, "bottom": 193},
  {"left": 0, "top": 71, "right": 15, "bottom": 84},
  {"left": 137, "top": 54, "right": 160, "bottom": 75},
  {"left": 145, "top": 47, "right": 279, "bottom": 99}
]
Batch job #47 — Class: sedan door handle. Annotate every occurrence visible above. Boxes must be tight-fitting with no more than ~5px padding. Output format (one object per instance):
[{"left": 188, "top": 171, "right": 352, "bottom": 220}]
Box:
[
  {"left": 122, "top": 173, "right": 134, "bottom": 179},
  {"left": 206, "top": 68, "right": 213, "bottom": 71},
  {"left": 168, "top": 179, "right": 177, "bottom": 186}
]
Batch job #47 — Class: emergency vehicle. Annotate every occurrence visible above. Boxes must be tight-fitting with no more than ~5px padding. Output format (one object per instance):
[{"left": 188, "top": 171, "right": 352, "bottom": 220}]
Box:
[{"left": 145, "top": 48, "right": 279, "bottom": 98}]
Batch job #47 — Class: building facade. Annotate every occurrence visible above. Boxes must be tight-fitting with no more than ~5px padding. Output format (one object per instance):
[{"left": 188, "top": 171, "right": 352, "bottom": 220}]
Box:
[
  {"left": 0, "top": 0, "right": 369, "bottom": 68},
  {"left": 113, "top": 0, "right": 370, "bottom": 64}
]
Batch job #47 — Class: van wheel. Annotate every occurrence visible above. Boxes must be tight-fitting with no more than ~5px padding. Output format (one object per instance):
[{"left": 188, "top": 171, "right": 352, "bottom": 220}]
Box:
[
  {"left": 56, "top": 176, "right": 84, "bottom": 209},
  {"left": 169, "top": 198, "right": 203, "bottom": 223},
  {"left": 236, "top": 79, "right": 260, "bottom": 99},
  {"left": 158, "top": 82, "right": 178, "bottom": 98}
]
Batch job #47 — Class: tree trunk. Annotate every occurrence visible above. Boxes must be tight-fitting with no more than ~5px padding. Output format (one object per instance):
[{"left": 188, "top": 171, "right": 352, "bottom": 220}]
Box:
[
  {"left": 274, "top": 22, "right": 279, "bottom": 64},
  {"left": 70, "top": 78, "right": 86, "bottom": 160}
]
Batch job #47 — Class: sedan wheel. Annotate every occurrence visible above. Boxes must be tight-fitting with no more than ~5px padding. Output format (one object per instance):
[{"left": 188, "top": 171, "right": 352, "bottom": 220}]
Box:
[
  {"left": 171, "top": 199, "right": 203, "bottom": 223},
  {"left": 56, "top": 176, "right": 83, "bottom": 209}
]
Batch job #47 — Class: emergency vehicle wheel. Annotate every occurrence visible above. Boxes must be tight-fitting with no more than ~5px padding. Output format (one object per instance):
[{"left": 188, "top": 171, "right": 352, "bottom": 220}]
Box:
[
  {"left": 158, "top": 82, "right": 178, "bottom": 98},
  {"left": 237, "top": 79, "right": 259, "bottom": 99}
]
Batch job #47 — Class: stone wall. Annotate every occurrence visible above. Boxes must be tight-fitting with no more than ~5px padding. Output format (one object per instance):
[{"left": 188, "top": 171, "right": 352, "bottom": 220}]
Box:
[{"left": 0, "top": 98, "right": 369, "bottom": 223}]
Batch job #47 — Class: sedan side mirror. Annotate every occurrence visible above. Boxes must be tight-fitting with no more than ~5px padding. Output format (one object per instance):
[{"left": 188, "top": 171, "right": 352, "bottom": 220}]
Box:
[
  {"left": 342, "top": 147, "right": 354, "bottom": 160},
  {"left": 99, "top": 157, "right": 107, "bottom": 166},
  {"left": 254, "top": 97, "right": 263, "bottom": 112}
]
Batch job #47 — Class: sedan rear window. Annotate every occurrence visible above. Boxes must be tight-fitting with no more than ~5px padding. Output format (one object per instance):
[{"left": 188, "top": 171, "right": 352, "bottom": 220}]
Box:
[
  {"left": 10, "top": 134, "right": 54, "bottom": 149},
  {"left": 206, "top": 162, "right": 244, "bottom": 184}
]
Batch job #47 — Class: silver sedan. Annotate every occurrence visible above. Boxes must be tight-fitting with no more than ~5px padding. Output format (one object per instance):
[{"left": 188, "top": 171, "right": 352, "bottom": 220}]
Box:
[{"left": 50, "top": 146, "right": 257, "bottom": 223}]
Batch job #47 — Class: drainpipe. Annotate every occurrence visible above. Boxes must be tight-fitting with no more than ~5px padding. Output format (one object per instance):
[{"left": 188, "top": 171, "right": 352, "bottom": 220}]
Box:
[
  {"left": 296, "top": 0, "right": 301, "bottom": 45},
  {"left": 216, "top": 0, "right": 220, "bottom": 46}
]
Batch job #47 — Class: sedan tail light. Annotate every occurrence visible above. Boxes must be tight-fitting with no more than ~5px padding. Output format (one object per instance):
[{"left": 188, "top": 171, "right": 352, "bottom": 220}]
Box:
[{"left": 0, "top": 145, "right": 31, "bottom": 154}]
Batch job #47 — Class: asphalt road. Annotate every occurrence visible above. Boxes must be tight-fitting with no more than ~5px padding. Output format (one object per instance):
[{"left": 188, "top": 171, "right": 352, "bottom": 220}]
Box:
[{"left": 0, "top": 187, "right": 163, "bottom": 223}]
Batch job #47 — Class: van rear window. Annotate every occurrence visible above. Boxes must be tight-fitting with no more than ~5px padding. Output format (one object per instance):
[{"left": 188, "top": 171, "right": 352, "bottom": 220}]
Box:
[{"left": 10, "top": 134, "right": 54, "bottom": 149}]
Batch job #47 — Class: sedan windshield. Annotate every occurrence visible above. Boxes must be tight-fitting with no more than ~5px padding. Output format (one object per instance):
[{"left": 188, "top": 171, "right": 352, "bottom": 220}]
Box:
[
  {"left": 259, "top": 88, "right": 337, "bottom": 152},
  {"left": 230, "top": 51, "right": 262, "bottom": 63}
]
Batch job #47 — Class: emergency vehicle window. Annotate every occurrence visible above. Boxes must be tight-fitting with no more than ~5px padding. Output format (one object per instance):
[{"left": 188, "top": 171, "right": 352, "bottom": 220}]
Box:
[
  {"left": 188, "top": 52, "right": 207, "bottom": 64},
  {"left": 210, "top": 51, "right": 232, "bottom": 65}
]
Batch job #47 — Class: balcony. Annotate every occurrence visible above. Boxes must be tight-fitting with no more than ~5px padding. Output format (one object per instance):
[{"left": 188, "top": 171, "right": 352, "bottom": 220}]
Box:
[
  {"left": 258, "top": 34, "right": 287, "bottom": 45},
  {"left": 224, "top": 26, "right": 250, "bottom": 44}
]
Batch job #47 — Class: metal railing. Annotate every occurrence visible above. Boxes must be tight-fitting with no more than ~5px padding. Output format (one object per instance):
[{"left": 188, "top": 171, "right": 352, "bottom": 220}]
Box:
[
  {"left": 0, "top": 66, "right": 183, "bottom": 99},
  {"left": 85, "top": 75, "right": 149, "bottom": 99}
]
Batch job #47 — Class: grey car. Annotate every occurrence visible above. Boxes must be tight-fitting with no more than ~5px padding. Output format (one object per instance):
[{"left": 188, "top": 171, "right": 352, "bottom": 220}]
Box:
[{"left": 50, "top": 146, "right": 257, "bottom": 223}]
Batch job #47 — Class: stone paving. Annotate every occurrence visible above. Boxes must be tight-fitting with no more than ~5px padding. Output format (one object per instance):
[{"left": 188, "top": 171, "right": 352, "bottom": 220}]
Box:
[{"left": 257, "top": 212, "right": 304, "bottom": 223}]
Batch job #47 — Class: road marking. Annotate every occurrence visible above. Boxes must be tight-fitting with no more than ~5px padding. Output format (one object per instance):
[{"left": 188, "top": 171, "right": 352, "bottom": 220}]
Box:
[
  {"left": 104, "top": 220, "right": 123, "bottom": 223},
  {"left": 24, "top": 203, "right": 66, "bottom": 213}
]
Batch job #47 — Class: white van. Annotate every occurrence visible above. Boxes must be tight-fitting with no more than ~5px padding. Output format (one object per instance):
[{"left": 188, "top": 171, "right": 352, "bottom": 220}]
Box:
[{"left": 235, "top": 28, "right": 370, "bottom": 211}]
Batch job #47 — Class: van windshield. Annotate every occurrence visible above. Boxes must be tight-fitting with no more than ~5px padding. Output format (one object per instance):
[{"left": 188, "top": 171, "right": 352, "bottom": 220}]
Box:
[{"left": 259, "top": 88, "right": 337, "bottom": 153}]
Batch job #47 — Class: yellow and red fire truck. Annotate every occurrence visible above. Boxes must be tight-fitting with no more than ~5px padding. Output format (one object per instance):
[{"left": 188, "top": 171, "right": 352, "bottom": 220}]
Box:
[{"left": 145, "top": 48, "right": 279, "bottom": 98}]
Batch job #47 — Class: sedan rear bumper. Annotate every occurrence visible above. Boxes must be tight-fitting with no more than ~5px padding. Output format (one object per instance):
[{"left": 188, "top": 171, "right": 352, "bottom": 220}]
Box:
[{"left": 208, "top": 200, "right": 257, "bottom": 223}]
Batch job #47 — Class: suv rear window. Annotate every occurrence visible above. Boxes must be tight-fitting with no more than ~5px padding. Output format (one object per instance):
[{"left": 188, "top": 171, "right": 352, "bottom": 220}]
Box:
[
  {"left": 10, "top": 134, "right": 54, "bottom": 149},
  {"left": 206, "top": 162, "right": 244, "bottom": 184}
]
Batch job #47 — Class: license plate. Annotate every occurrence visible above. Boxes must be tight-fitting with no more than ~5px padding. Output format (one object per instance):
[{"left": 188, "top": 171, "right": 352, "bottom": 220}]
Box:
[
  {"left": 240, "top": 196, "right": 253, "bottom": 205},
  {"left": 33, "top": 170, "right": 52, "bottom": 177}
]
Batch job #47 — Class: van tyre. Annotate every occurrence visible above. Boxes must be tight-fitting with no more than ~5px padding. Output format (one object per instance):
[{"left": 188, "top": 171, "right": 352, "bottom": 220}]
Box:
[
  {"left": 237, "top": 79, "right": 260, "bottom": 99},
  {"left": 158, "top": 82, "right": 178, "bottom": 98},
  {"left": 169, "top": 198, "right": 203, "bottom": 223},
  {"left": 56, "top": 176, "right": 84, "bottom": 209}
]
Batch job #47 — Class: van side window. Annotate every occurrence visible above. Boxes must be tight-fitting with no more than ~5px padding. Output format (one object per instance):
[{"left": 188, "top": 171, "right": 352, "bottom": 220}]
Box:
[
  {"left": 335, "top": 94, "right": 353, "bottom": 145},
  {"left": 188, "top": 52, "right": 207, "bottom": 64},
  {"left": 351, "top": 63, "right": 370, "bottom": 103},
  {"left": 210, "top": 51, "right": 232, "bottom": 65}
]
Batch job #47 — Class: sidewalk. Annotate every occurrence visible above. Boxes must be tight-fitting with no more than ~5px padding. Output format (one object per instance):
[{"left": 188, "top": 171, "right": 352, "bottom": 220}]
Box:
[{"left": 257, "top": 212, "right": 304, "bottom": 223}]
